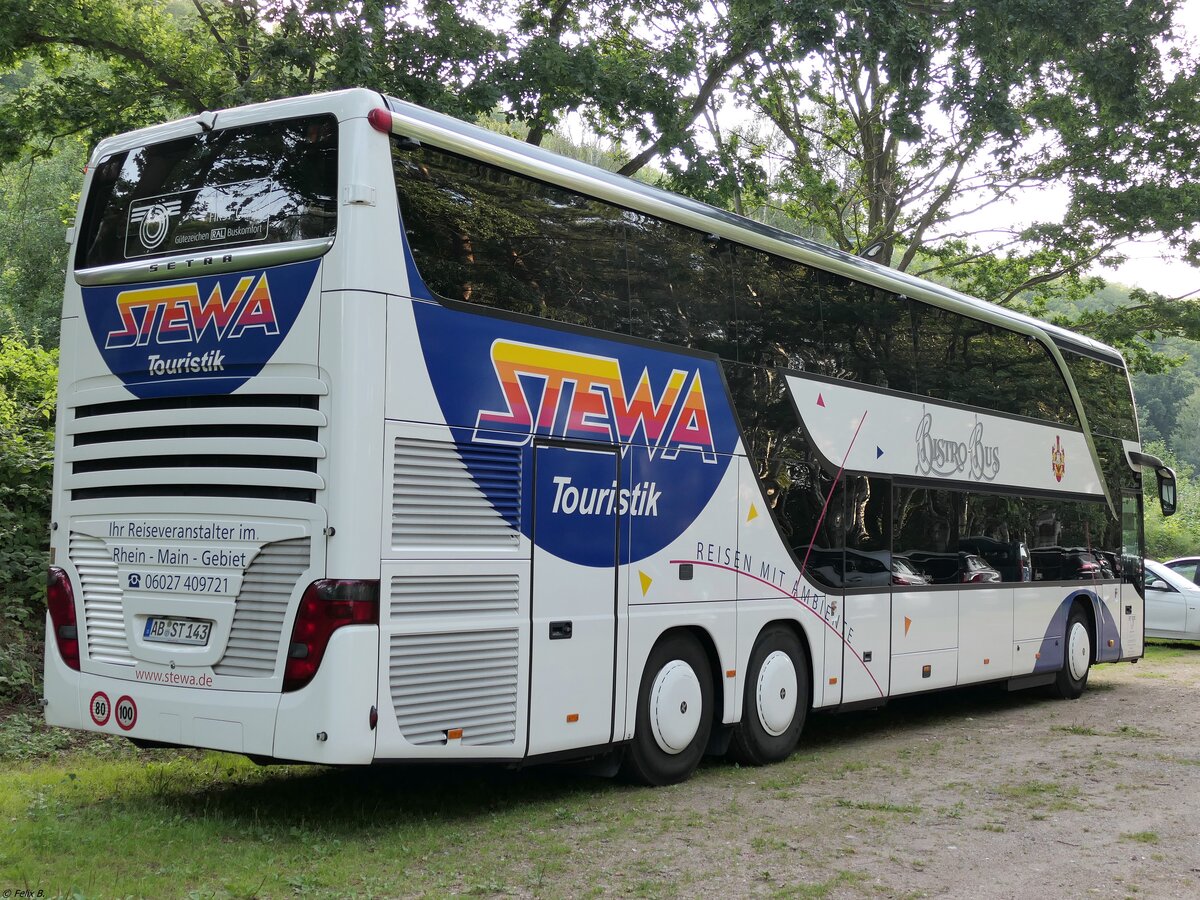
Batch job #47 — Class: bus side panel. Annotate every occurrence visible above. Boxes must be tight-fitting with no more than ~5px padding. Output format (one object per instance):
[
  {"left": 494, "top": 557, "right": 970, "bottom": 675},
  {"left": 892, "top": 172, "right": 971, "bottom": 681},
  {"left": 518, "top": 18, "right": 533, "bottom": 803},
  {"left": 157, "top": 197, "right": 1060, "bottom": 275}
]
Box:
[
  {"left": 841, "top": 591, "right": 891, "bottom": 703},
  {"left": 1120, "top": 581, "right": 1144, "bottom": 660},
  {"left": 733, "top": 458, "right": 836, "bottom": 711},
  {"left": 958, "top": 586, "right": 1014, "bottom": 683},
  {"left": 891, "top": 590, "right": 959, "bottom": 694}
]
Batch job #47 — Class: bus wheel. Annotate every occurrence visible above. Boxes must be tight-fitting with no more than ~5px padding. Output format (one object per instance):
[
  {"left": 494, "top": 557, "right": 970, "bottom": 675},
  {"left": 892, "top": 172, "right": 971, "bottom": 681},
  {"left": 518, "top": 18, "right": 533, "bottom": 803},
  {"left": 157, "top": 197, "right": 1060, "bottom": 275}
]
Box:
[
  {"left": 1052, "top": 603, "right": 1092, "bottom": 700},
  {"left": 621, "top": 633, "right": 713, "bottom": 786},
  {"left": 729, "top": 625, "right": 808, "bottom": 766}
]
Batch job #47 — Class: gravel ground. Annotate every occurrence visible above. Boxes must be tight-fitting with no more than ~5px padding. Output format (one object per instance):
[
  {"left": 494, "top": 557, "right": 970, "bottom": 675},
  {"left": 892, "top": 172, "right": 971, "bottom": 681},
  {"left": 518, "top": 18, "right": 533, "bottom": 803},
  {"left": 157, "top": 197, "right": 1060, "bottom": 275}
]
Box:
[{"left": 574, "top": 642, "right": 1200, "bottom": 899}]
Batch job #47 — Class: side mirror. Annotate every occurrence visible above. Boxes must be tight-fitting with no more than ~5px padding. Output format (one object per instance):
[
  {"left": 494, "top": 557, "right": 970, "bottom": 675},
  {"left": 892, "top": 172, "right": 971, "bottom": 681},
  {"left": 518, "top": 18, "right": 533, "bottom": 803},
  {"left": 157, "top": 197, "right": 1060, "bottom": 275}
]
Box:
[{"left": 1156, "top": 465, "right": 1177, "bottom": 517}]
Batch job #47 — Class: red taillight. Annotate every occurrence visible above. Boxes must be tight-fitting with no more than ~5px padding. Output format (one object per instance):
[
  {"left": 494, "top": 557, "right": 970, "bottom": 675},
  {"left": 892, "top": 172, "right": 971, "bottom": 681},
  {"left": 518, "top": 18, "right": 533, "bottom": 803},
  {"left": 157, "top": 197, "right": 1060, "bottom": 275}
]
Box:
[
  {"left": 47, "top": 567, "right": 80, "bottom": 671},
  {"left": 367, "top": 107, "right": 393, "bottom": 133},
  {"left": 283, "top": 580, "right": 379, "bottom": 692},
  {"left": 892, "top": 575, "right": 913, "bottom": 586}
]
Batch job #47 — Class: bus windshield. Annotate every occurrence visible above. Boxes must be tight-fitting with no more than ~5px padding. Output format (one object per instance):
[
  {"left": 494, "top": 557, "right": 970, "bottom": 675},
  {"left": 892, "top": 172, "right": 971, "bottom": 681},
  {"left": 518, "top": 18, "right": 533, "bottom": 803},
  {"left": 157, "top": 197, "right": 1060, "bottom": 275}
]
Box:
[{"left": 75, "top": 114, "right": 338, "bottom": 270}]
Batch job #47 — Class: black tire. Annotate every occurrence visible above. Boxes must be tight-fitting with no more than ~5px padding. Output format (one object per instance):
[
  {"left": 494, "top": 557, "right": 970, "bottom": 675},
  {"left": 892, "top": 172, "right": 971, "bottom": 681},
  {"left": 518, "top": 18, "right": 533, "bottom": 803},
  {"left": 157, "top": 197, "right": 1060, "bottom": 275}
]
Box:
[
  {"left": 729, "top": 625, "right": 809, "bottom": 766},
  {"left": 620, "top": 633, "right": 713, "bottom": 786},
  {"left": 1052, "top": 602, "right": 1092, "bottom": 700}
]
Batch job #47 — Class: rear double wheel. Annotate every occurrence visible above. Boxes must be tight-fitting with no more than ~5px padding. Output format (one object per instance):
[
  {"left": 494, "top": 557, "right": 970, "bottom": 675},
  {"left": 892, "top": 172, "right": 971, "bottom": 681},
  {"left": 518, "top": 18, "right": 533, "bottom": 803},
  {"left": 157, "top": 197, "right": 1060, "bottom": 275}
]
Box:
[
  {"left": 621, "top": 633, "right": 713, "bottom": 786},
  {"left": 730, "top": 626, "right": 809, "bottom": 765}
]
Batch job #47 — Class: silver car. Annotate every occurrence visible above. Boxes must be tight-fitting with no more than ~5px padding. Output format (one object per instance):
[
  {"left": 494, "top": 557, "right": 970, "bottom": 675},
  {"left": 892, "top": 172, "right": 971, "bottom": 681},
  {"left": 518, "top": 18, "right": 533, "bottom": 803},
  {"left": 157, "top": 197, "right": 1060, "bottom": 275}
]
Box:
[{"left": 1144, "top": 558, "right": 1200, "bottom": 641}]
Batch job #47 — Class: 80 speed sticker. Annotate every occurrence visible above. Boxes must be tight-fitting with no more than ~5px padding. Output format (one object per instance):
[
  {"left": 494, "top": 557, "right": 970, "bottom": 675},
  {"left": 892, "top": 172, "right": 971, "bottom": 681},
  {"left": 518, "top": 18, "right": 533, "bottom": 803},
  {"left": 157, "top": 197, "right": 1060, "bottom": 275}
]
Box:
[{"left": 89, "top": 691, "right": 111, "bottom": 726}]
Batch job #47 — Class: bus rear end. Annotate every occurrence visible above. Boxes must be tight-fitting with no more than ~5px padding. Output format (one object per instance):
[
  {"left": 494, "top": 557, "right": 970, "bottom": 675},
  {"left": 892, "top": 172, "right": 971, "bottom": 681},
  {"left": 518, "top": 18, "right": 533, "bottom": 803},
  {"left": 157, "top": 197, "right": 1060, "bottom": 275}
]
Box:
[{"left": 43, "top": 90, "right": 398, "bottom": 764}]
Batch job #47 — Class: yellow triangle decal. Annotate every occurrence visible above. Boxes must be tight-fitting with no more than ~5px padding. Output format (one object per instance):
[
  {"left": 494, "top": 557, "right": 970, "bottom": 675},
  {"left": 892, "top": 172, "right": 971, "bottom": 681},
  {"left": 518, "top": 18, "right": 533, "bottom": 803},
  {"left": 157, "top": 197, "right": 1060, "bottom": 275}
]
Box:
[
  {"left": 904, "top": 616, "right": 912, "bottom": 637},
  {"left": 747, "top": 503, "right": 758, "bottom": 522},
  {"left": 639, "top": 571, "right": 653, "bottom": 597}
]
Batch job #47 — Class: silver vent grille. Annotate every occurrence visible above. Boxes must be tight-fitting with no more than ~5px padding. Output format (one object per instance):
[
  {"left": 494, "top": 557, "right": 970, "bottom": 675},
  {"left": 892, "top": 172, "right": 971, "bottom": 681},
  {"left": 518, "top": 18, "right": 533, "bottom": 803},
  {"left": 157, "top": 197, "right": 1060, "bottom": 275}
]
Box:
[
  {"left": 390, "top": 574, "right": 519, "bottom": 617},
  {"left": 389, "top": 629, "right": 519, "bottom": 746},
  {"left": 214, "top": 537, "right": 312, "bottom": 677},
  {"left": 65, "top": 391, "right": 326, "bottom": 503},
  {"left": 391, "top": 437, "right": 520, "bottom": 550},
  {"left": 69, "top": 532, "right": 133, "bottom": 667}
]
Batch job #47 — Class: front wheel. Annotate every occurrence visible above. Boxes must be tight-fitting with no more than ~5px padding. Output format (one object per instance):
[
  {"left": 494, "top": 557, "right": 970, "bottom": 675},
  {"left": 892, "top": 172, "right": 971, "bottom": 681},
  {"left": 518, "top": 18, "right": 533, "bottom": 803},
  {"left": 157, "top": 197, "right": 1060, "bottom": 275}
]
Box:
[
  {"left": 621, "top": 633, "right": 713, "bottom": 786},
  {"left": 729, "top": 626, "right": 809, "bottom": 766},
  {"left": 1052, "top": 603, "right": 1092, "bottom": 700}
]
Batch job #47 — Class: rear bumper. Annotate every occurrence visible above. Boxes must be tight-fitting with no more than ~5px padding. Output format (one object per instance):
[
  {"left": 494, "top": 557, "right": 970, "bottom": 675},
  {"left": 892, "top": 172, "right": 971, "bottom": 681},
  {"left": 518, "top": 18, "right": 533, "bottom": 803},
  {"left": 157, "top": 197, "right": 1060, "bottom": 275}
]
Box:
[{"left": 43, "top": 620, "right": 379, "bottom": 764}]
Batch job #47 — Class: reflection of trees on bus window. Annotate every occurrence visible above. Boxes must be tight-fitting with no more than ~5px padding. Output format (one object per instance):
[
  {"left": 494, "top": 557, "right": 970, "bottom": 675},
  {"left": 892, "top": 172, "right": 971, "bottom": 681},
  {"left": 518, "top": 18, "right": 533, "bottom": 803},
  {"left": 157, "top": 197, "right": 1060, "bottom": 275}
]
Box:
[
  {"left": 389, "top": 142, "right": 1134, "bottom": 588},
  {"left": 77, "top": 115, "right": 337, "bottom": 268}
]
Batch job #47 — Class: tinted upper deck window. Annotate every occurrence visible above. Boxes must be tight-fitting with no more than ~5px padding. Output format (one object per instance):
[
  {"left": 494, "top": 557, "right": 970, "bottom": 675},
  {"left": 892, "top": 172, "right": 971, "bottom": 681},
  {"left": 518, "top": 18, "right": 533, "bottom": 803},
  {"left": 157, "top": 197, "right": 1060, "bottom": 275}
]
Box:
[{"left": 76, "top": 115, "right": 337, "bottom": 270}]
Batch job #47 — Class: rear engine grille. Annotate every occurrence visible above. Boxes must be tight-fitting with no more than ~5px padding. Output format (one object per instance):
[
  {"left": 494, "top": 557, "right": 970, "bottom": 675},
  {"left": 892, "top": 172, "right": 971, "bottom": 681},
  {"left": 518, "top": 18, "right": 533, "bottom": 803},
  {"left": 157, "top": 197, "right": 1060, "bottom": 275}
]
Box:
[
  {"left": 389, "top": 574, "right": 519, "bottom": 617},
  {"left": 69, "top": 532, "right": 133, "bottom": 667},
  {"left": 66, "top": 392, "right": 326, "bottom": 502},
  {"left": 389, "top": 629, "right": 519, "bottom": 746},
  {"left": 391, "top": 437, "right": 520, "bottom": 550},
  {"left": 213, "top": 537, "right": 312, "bottom": 677}
]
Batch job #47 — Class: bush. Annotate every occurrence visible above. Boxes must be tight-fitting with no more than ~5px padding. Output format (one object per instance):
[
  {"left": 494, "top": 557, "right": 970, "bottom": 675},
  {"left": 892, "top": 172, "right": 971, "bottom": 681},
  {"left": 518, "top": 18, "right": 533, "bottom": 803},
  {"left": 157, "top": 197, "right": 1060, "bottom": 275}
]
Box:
[{"left": 0, "top": 332, "right": 56, "bottom": 703}]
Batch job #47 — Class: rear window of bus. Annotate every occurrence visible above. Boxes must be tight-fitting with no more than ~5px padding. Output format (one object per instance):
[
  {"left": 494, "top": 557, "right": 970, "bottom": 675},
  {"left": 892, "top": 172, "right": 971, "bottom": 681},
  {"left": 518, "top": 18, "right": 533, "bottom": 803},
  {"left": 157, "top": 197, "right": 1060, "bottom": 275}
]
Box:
[{"left": 76, "top": 114, "right": 337, "bottom": 270}]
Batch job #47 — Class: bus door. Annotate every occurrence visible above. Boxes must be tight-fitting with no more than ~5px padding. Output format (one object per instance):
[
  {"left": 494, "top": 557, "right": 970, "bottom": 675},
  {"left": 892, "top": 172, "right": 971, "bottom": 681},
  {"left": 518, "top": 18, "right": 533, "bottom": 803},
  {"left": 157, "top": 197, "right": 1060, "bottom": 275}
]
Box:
[{"left": 527, "top": 442, "right": 620, "bottom": 756}]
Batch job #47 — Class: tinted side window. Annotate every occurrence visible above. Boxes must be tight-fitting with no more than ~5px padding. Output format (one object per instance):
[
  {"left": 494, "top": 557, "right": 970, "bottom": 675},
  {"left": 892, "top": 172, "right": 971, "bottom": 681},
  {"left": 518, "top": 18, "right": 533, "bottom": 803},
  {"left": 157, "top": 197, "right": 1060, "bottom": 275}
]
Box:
[
  {"left": 626, "top": 216, "right": 734, "bottom": 356},
  {"left": 894, "top": 487, "right": 967, "bottom": 583},
  {"left": 1061, "top": 351, "right": 1138, "bottom": 439},
  {"left": 393, "top": 144, "right": 632, "bottom": 334},
  {"left": 910, "top": 303, "right": 1077, "bottom": 424}
]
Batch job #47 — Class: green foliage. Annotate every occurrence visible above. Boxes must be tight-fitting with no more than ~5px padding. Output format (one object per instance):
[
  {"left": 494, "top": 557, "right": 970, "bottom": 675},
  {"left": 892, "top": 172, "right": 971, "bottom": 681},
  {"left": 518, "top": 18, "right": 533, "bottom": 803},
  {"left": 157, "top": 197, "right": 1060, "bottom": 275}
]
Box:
[
  {"left": 1143, "top": 442, "right": 1200, "bottom": 561},
  {"left": 0, "top": 712, "right": 71, "bottom": 758},
  {"left": 0, "top": 333, "right": 56, "bottom": 631},
  {"left": 0, "top": 139, "right": 81, "bottom": 343}
]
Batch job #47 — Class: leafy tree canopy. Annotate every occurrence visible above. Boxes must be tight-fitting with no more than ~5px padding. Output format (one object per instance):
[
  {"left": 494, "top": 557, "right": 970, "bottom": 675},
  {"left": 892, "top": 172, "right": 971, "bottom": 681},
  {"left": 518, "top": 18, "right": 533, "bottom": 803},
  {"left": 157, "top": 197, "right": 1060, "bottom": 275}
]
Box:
[{"left": 0, "top": 0, "right": 1198, "bottom": 365}]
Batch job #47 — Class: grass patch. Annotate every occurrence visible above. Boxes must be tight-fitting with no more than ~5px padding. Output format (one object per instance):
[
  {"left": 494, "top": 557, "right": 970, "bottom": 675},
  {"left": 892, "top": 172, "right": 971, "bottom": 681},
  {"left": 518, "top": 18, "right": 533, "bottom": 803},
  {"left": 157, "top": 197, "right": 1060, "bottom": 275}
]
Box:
[
  {"left": 834, "top": 798, "right": 921, "bottom": 814},
  {"left": 770, "top": 870, "right": 866, "bottom": 898},
  {"left": 998, "top": 779, "right": 1083, "bottom": 811},
  {"left": 1110, "top": 725, "right": 1159, "bottom": 739},
  {"left": 1121, "top": 831, "right": 1159, "bottom": 844},
  {"left": 0, "top": 746, "right": 678, "bottom": 897},
  {"left": 1053, "top": 724, "right": 1099, "bottom": 736},
  {"left": 1142, "top": 642, "right": 1198, "bottom": 660}
]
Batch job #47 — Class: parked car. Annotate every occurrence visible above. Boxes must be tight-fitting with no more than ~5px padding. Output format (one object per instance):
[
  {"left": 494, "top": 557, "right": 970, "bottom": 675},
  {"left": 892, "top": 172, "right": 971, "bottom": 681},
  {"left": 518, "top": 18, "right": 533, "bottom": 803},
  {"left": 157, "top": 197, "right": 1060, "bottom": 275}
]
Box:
[
  {"left": 1030, "top": 546, "right": 1105, "bottom": 581},
  {"left": 890, "top": 555, "right": 931, "bottom": 586},
  {"left": 959, "top": 536, "right": 1032, "bottom": 582},
  {"left": 1144, "top": 558, "right": 1200, "bottom": 641},
  {"left": 1164, "top": 556, "right": 1200, "bottom": 588},
  {"left": 904, "top": 551, "right": 1002, "bottom": 585}
]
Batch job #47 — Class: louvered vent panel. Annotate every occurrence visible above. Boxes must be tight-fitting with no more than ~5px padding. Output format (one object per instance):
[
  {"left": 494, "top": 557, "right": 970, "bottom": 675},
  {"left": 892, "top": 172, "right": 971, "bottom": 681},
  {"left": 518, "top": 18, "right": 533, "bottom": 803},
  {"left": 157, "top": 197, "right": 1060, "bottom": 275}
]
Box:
[
  {"left": 68, "top": 392, "right": 325, "bottom": 503},
  {"left": 214, "top": 537, "right": 311, "bottom": 677},
  {"left": 390, "top": 629, "right": 519, "bottom": 746},
  {"left": 70, "top": 532, "right": 133, "bottom": 667},
  {"left": 391, "top": 437, "right": 520, "bottom": 549},
  {"left": 390, "top": 574, "right": 519, "bottom": 617}
]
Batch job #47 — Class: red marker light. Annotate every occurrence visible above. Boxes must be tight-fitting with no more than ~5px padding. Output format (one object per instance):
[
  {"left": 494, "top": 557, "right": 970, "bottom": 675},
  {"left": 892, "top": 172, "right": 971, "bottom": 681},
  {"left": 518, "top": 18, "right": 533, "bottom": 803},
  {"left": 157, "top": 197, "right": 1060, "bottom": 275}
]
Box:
[{"left": 367, "top": 108, "right": 393, "bottom": 134}]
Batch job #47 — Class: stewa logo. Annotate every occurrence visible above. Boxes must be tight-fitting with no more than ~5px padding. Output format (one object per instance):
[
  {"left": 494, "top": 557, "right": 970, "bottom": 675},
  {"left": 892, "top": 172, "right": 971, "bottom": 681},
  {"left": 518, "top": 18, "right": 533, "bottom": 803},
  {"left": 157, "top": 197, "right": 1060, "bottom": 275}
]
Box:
[
  {"left": 81, "top": 259, "right": 318, "bottom": 399},
  {"left": 475, "top": 340, "right": 717, "bottom": 462},
  {"left": 129, "top": 199, "right": 182, "bottom": 251},
  {"left": 105, "top": 273, "right": 278, "bottom": 349}
]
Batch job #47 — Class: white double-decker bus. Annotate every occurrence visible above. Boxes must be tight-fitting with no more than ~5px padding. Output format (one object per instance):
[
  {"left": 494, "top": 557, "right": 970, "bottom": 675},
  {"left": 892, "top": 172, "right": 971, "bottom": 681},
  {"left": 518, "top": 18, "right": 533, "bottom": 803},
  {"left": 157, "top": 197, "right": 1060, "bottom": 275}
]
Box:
[{"left": 44, "top": 89, "right": 1177, "bottom": 784}]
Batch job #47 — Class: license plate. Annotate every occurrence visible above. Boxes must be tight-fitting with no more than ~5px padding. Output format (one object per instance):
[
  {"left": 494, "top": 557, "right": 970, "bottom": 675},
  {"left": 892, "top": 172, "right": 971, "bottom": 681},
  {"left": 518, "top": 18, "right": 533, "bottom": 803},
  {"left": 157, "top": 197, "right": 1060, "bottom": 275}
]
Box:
[{"left": 143, "top": 617, "right": 212, "bottom": 646}]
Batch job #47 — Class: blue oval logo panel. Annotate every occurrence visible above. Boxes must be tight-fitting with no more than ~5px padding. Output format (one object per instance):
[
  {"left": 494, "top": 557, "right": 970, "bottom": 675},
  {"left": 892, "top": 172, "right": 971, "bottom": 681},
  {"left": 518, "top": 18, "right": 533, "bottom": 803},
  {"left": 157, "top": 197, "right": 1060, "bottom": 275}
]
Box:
[
  {"left": 413, "top": 302, "right": 738, "bottom": 566},
  {"left": 80, "top": 259, "right": 319, "bottom": 398}
]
